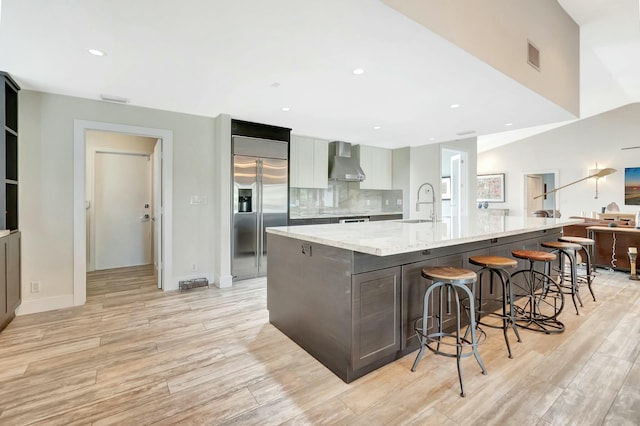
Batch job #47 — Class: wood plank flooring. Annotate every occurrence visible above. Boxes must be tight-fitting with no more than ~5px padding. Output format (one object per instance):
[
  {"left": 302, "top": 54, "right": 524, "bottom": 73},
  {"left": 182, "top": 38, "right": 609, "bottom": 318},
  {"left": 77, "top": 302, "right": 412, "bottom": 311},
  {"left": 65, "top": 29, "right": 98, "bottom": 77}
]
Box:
[{"left": 0, "top": 265, "right": 639, "bottom": 424}]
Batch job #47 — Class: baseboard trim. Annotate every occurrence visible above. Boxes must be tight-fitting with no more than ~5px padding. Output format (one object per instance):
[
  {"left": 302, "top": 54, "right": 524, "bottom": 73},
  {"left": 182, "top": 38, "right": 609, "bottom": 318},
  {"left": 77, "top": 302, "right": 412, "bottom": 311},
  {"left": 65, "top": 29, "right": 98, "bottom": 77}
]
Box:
[{"left": 16, "top": 295, "right": 75, "bottom": 316}]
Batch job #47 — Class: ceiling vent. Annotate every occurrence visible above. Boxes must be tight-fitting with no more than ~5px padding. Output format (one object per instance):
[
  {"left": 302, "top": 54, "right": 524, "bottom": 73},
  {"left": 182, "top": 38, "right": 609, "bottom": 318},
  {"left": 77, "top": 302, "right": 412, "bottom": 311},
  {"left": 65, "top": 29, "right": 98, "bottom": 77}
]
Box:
[{"left": 527, "top": 40, "right": 540, "bottom": 71}]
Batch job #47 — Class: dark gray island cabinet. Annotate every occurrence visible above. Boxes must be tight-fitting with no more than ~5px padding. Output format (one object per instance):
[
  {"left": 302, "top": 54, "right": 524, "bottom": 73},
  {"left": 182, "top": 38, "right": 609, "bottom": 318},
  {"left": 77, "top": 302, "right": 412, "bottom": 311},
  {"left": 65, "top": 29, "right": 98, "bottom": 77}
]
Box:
[{"left": 266, "top": 218, "right": 573, "bottom": 383}]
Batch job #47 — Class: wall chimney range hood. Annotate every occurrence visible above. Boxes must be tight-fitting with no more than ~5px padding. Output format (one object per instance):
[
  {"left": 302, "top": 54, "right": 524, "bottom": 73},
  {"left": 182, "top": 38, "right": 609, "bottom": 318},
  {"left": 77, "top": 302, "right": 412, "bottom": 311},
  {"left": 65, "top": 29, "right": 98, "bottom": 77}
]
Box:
[{"left": 328, "top": 141, "right": 366, "bottom": 182}]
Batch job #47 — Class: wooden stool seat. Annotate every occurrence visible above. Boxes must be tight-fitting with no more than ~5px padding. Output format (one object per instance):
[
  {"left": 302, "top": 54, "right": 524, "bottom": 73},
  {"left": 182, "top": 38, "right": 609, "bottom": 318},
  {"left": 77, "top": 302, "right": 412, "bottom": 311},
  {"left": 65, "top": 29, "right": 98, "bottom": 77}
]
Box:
[
  {"left": 559, "top": 236, "right": 595, "bottom": 246},
  {"left": 541, "top": 241, "right": 582, "bottom": 251},
  {"left": 512, "top": 250, "right": 556, "bottom": 262},
  {"left": 469, "top": 255, "right": 518, "bottom": 269},
  {"left": 422, "top": 266, "right": 476, "bottom": 283}
]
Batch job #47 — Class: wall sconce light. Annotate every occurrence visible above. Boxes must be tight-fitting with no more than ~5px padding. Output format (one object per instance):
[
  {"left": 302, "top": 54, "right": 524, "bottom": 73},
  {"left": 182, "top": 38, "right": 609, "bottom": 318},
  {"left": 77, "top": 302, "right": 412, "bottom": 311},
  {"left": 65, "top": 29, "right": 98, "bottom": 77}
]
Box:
[
  {"left": 535, "top": 166, "right": 616, "bottom": 201},
  {"left": 588, "top": 162, "right": 606, "bottom": 181},
  {"left": 588, "top": 162, "right": 610, "bottom": 199}
]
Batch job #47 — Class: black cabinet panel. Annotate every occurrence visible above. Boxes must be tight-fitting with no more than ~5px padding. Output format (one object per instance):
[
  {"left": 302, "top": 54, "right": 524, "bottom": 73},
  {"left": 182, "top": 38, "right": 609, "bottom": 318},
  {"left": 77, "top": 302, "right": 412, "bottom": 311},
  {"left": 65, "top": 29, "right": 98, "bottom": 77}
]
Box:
[
  {"left": 0, "top": 231, "right": 20, "bottom": 331},
  {"left": 369, "top": 214, "right": 402, "bottom": 221},
  {"left": 6, "top": 232, "right": 20, "bottom": 312},
  {"left": 352, "top": 267, "right": 401, "bottom": 370}
]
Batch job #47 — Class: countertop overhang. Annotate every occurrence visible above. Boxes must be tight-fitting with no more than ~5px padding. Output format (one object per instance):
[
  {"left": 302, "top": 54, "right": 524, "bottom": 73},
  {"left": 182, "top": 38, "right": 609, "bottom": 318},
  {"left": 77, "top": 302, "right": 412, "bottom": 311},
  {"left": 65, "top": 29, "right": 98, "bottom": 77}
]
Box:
[
  {"left": 267, "top": 216, "right": 581, "bottom": 256},
  {"left": 289, "top": 211, "right": 403, "bottom": 219}
]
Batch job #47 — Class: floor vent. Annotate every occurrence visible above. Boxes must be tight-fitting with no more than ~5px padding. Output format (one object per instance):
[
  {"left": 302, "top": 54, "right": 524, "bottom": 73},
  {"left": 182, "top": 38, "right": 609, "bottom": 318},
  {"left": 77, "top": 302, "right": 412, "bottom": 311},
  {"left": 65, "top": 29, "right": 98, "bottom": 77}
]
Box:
[
  {"left": 179, "top": 277, "right": 209, "bottom": 291},
  {"left": 528, "top": 40, "right": 540, "bottom": 71}
]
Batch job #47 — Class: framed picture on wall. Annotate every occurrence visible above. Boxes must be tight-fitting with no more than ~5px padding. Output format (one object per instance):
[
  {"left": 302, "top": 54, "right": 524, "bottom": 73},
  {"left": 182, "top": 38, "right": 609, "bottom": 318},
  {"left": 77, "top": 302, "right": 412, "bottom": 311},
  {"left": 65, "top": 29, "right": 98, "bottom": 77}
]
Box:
[
  {"left": 441, "top": 177, "right": 451, "bottom": 200},
  {"left": 625, "top": 167, "right": 640, "bottom": 205},
  {"left": 477, "top": 173, "right": 505, "bottom": 203}
]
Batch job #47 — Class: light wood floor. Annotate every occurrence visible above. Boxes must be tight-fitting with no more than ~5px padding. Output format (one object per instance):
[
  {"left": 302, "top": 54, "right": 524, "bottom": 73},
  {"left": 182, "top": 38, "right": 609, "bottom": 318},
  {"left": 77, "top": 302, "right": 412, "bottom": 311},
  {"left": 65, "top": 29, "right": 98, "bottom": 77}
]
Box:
[{"left": 0, "top": 265, "right": 639, "bottom": 425}]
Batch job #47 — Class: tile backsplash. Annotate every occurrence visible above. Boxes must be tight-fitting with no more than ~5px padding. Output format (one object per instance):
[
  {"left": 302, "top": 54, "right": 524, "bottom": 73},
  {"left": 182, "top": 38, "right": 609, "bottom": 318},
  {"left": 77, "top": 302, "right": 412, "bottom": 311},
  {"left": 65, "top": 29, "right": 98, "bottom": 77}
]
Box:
[{"left": 290, "top": 181, "right": 403, "bottom": 217}]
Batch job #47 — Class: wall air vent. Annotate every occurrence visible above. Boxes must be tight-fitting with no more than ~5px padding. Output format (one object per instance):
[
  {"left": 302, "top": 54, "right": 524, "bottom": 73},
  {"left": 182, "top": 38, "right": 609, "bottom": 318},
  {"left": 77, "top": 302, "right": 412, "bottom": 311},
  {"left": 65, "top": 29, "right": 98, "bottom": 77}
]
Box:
[
  {"left": 527, "top": 40, "right": 540, "bottom": 71},
  {"left": 100, "top": 94, "right": 130, "bottom": 104}
]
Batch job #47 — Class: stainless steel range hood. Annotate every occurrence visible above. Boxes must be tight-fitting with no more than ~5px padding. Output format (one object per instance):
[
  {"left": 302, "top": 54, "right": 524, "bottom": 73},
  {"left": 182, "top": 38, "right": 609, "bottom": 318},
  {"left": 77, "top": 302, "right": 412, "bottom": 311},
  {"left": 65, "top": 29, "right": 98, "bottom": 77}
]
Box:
[{"left": 328, "top": 141, "right": 366, "bottom": 182}]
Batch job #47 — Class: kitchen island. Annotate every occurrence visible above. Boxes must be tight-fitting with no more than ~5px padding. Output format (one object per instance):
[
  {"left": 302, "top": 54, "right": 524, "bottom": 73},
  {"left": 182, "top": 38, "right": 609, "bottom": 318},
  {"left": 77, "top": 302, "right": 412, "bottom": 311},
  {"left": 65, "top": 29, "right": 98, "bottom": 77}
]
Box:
[{"left": 266, "top": 216, "right": 578, "bottom": 383}]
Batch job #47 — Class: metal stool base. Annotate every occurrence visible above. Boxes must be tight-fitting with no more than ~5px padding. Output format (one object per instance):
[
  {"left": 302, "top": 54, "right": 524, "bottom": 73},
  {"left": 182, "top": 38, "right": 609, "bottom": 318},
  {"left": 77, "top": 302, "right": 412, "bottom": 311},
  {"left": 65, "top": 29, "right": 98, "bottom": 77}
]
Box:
[{"left": 412, "top": 280, "right": 487, "bottom": 397}]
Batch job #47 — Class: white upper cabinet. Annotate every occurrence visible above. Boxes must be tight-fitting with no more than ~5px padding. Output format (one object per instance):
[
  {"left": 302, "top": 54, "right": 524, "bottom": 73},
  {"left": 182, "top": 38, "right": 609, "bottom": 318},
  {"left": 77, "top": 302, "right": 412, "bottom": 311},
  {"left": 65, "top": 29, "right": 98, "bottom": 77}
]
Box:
[
  {"left": 290, "top": 135, "right": 328, "bottom": 188},
  {"left": 358, "top": 145, "right": 393, "bottom": 190},
  {"left": 312, "top": 138, "right": 329, "bottom": 187}
]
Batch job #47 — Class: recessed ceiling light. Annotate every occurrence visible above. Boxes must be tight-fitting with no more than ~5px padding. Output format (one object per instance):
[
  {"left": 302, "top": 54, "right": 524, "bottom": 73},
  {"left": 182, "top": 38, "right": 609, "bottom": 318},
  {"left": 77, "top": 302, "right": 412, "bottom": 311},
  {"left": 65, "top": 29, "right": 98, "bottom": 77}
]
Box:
[
  {"left": 352, "top": 68, "right": 365, "bottom": 75},
  {"left": 505, "top": 122, "right": 513, "bottom": 126},
  {"left": 271, "top": 82, "right": 281, "bottom": 88},
  {"left": 449, "top": 104, "right": 460, "bottom": 109},
  {"left": 88, "top": 48, "right": 106, "bottom": 57},
  {"left": 281, "top": 107, "right": 291, "bottom": 112},
  {"left": 373, "top": 126, "right": 381, "bottom": 130},
  {"left": 429, "top": 137, "right": 436, "bottom": 141}
]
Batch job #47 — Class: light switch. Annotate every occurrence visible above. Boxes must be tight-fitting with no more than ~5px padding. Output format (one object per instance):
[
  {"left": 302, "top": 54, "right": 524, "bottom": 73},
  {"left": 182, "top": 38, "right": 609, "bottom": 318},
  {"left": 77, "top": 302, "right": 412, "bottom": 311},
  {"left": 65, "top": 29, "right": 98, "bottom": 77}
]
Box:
[{"left": 190, "top": 195, "right": 204, "bottom": 205}]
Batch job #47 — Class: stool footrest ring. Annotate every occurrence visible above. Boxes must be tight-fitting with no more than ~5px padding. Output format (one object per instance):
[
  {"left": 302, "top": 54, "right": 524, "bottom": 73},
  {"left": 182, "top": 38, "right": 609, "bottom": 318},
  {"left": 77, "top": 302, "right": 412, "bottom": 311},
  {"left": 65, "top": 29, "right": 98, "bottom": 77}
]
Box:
[{"left": 414, "top": 328, "right": 487, "bottom": 359}]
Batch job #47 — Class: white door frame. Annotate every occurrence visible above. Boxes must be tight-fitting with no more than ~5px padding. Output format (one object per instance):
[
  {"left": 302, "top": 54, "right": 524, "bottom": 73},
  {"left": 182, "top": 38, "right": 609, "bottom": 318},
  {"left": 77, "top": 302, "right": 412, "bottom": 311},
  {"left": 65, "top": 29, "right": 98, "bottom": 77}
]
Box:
[
  {"left": 74, "top": 120, "right": 174, "bottom": 306},
  {"left": 521, "top": 169, "right": 559, "bottom": 217},
  {"left": 153, "top": 140, "right": 162, "bottom": 289}
]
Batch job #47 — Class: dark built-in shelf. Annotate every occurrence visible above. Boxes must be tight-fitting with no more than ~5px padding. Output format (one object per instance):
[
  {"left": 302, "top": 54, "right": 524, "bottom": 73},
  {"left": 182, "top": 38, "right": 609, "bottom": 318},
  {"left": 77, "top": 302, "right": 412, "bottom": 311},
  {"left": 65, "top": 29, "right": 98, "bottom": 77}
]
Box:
[{"left": 1, "top": 71, "right": 19, "bottom": 231}]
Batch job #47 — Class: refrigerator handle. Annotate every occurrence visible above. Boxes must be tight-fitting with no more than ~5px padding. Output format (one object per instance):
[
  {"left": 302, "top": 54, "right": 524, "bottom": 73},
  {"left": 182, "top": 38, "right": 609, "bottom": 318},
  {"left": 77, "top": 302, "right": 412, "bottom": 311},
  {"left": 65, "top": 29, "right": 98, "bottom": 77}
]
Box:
[{"left": 256, "top": 159, "right": 263, "bottom": 268}]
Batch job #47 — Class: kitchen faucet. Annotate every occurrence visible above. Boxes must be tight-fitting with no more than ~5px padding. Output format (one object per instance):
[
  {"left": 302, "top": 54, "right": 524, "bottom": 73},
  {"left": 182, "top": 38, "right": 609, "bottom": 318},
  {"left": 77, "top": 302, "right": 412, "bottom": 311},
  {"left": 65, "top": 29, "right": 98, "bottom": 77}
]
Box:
[{"left": 416, "top": 182, "right": 437, "bottom": 222}]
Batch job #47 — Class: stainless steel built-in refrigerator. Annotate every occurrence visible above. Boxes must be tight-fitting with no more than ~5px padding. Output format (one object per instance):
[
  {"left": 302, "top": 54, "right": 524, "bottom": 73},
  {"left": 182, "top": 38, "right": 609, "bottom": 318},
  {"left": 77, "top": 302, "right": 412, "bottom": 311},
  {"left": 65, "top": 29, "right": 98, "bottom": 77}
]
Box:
[{"left": 232, "top": 136, "right": 288, "bottom": 280}]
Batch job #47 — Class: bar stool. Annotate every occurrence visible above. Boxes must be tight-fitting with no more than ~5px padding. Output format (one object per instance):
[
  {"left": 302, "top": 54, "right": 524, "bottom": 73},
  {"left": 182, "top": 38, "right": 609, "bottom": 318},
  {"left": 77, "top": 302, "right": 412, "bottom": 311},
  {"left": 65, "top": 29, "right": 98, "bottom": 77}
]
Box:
[
  {"left": 559, "top": 236, "right": 597, "bottom": 302},
  {"left": 468, "top": 255, "right": 521, "bottom": 358},
  {"left": 412, "top": 266, "right": 487, "bottom": 397},
  {"left": 541, "top": 241, "right": 583, "bottom": 315},
  {"left": 510, "top": 250, "right": 565, "bottom": 334}
]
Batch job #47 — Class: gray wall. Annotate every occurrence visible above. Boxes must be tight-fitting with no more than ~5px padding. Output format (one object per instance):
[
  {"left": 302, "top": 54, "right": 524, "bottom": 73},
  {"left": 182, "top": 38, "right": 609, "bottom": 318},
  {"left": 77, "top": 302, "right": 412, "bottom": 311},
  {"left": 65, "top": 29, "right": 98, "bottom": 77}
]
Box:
[
  {"left": 19, "top": 90, "right": 216, "bottom": 310},
  {"left": 393, "top": 137, "right": 477, "bottom": 220}
]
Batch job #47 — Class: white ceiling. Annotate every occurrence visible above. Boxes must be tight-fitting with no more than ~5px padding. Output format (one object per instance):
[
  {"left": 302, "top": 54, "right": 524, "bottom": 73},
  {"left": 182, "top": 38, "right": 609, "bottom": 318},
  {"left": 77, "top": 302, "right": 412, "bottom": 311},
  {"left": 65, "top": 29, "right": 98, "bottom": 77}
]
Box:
[{"left": 0, "top": 0, "right": 637, "bottom": 150}]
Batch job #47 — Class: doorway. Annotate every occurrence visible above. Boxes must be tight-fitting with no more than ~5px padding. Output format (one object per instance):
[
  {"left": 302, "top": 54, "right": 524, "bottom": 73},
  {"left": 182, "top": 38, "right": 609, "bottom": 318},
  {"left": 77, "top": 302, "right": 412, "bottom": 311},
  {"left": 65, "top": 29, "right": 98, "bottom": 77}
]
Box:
[
  {"left": 74, "top": 120, "right": 174, "bottom": 306},
  {"left": 441, "top": 148, "right": 468, "bottom": 220},
  {"left": 523, "top": 171, "right": 558, "bottom": 217},
  {"left": 85, "top": 131, "right": 157, "bottom": 274}
]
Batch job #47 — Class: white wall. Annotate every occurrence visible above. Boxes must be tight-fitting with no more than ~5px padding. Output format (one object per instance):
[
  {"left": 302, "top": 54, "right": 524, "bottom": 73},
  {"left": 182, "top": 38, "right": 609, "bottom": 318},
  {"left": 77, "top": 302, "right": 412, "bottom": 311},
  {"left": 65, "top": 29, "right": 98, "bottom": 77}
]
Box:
[
  {"left": 18, "top": 90, "right": 216, "bottom": 312},
  {"left": 478, "top": 103, "right": 640, "bottom": 218},
  {"left": 213, "top": 114, "right": 232, "bottom": 288}
]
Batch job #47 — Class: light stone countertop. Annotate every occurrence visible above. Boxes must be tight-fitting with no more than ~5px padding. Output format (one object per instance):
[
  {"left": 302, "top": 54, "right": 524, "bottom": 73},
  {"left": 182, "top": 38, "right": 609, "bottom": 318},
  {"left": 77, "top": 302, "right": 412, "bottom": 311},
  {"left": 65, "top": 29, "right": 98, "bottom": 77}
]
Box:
[{"left": 267, "top": 216, "right": 582, "bottom": 256}]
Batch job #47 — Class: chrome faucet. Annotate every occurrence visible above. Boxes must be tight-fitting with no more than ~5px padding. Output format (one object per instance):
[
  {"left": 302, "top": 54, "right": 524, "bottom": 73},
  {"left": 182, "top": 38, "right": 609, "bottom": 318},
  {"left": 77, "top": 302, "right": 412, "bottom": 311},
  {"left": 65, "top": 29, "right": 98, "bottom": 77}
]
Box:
[{"left": 416, "top": 182, "right": 436, "bottom": 222}]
